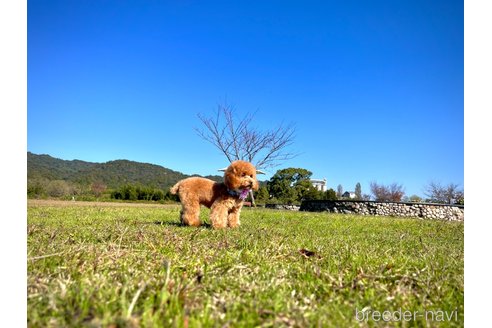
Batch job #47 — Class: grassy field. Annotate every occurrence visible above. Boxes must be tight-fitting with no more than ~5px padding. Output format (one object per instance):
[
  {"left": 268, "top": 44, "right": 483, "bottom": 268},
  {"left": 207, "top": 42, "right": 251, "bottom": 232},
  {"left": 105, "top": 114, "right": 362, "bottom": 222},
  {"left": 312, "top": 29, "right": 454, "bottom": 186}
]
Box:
[{"left": 27, "top": 200, "right": 464, "bottom": 327}]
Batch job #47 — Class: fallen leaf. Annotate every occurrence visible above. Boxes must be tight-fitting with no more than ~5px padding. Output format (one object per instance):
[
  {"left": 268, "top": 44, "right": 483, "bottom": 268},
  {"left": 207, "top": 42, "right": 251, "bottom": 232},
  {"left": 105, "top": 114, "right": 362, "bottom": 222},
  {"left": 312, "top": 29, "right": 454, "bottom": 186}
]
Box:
[{"left": 299, "top": 249, "right": 316, "bottom": 258}]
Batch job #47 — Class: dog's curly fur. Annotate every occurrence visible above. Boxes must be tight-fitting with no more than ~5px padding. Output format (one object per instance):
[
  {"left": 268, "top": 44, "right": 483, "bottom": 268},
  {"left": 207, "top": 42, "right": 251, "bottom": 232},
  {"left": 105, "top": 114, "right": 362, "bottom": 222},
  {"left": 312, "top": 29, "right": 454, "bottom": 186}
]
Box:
[{"left": 170, "top": 160, "right": 259, "bottom": 229}]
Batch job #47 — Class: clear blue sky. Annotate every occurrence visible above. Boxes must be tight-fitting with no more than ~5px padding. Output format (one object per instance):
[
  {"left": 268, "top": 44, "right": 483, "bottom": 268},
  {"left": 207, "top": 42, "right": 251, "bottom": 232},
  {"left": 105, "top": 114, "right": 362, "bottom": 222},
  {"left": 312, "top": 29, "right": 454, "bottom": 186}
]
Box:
[{"left": 27, "top": 0, "right": 463, "bottom": 198}]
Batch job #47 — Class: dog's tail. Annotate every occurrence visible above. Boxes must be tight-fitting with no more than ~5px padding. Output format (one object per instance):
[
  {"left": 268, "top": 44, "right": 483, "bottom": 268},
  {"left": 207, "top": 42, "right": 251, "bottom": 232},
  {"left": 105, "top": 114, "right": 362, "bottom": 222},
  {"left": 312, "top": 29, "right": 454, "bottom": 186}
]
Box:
[{"left": 170, "top": 181, "right": 181, "bottom": 195}]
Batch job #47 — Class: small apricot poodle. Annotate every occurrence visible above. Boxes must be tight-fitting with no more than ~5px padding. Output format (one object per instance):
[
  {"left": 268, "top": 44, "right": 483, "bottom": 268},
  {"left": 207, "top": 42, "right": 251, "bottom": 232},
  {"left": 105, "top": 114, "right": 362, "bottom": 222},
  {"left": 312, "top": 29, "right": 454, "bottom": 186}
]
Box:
[{"left": 170, "top": 160, "right": 259, "bottom": 229}]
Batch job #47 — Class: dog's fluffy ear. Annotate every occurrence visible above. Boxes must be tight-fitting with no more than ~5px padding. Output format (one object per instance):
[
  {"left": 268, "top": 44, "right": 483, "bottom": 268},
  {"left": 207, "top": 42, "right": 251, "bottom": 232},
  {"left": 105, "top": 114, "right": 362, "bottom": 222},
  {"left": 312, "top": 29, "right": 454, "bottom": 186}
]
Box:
[{"left": 224, "top": 164, "right": 241, "bottom": 190}]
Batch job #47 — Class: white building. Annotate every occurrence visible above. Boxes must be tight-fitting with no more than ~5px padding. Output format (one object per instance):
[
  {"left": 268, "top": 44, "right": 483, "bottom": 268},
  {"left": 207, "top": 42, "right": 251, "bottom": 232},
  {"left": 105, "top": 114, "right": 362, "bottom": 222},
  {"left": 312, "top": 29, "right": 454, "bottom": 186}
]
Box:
[
  {"left": 342, "top": 191, "right": 356, "bottom": 199},
  {"left": 310, "top": 178, "right": 327, "bottom": 192}
]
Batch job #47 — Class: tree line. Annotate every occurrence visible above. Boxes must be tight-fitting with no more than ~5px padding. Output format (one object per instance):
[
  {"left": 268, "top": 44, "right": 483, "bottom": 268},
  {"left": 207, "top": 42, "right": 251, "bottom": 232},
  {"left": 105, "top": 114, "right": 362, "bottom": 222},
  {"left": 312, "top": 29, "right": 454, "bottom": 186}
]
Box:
[
  {"left": 27, "top": 178, "right": 178, "bottom": 202},
  {"left": 256, "top": 168, "right": 464, "bottom": 205},
  {"left": 27, "top": 167, "right": 463, "bottom": 205}
]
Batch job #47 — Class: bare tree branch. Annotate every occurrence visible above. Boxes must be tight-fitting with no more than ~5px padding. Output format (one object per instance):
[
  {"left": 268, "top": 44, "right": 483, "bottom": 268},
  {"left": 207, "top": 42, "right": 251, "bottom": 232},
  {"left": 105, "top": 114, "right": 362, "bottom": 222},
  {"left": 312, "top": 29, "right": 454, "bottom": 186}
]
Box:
[
  {"left": 370, "top": 181, "right": 405, "bottom": 202},
  {"left": 423, "top": 181, "right": 463, "bottom": 204},
  {"left": 195, "top": 108, "right": 234, "bottom": 163},
  {"left": 195, "top": 103, "right": 298, "bottom": 170}
]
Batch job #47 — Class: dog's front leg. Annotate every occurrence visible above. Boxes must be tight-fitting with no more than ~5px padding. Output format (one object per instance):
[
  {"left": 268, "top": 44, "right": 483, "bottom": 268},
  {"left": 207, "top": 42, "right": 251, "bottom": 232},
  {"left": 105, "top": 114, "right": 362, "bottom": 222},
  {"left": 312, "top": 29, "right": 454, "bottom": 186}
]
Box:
[
  {"left": 210, "top": 201, "right": 228, "bottom": 229},
  {"left": 227, "top": 207, "right": 241, "bottom": 228}
]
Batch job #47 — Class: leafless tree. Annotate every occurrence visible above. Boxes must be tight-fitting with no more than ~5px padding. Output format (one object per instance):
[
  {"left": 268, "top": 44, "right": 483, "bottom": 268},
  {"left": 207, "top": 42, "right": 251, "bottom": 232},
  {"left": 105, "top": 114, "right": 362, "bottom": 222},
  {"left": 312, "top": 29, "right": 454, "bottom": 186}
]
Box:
[
  {"left": 370, "top": 181, "right": 405, "bottom": 202},
  {"left": 424, "top": 181, "right": 463, "bottom": 204},
  {"left": 336, "top": 184, "right": 343, "bottom": 199},
  {"left": 91, "top": 181, "right": 107, "bottom": 198},
  {"left": 195, "top": 103, "right": 297, "bottom": 170},
  {"left": 46, "top": 180, "right": 73, "bottom": 198}
]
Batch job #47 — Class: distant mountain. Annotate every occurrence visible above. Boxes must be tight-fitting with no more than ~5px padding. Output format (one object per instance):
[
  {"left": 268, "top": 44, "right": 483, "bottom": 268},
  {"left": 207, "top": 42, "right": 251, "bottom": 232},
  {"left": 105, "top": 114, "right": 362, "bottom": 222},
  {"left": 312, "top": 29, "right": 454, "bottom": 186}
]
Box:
[{"left": 27, "top": 152, "right": 223, "bottom": 190}]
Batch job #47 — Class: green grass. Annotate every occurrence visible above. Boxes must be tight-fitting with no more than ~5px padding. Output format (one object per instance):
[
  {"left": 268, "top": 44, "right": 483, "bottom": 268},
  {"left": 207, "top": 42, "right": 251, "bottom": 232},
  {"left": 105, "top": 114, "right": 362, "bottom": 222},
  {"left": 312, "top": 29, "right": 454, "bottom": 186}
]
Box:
[{"left": 27, "top": 201, "right": 464, "bottom": 327}]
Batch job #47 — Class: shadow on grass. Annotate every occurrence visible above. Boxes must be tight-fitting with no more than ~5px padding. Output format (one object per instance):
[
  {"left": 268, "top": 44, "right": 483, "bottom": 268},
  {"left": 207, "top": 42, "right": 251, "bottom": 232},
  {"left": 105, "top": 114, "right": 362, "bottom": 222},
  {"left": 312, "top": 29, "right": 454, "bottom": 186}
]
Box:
[{"left": 152, "top": 221, "right": 212, "bottom": 229}]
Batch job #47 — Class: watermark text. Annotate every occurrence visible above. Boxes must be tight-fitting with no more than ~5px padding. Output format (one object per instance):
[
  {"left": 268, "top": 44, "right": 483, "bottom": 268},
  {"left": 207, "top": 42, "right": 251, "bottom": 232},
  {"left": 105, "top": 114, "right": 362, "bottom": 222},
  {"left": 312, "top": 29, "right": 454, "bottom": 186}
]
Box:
[{"left": 355, "top": 307, "right": 459, "bottom": 322}]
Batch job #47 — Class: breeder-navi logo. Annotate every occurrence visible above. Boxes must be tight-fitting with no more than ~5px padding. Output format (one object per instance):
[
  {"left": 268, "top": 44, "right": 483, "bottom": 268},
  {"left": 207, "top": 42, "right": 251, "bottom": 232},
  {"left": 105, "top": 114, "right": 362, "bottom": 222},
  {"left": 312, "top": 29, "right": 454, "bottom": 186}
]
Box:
[{"left": 355, "top": 306, "right": 459, "bottom": 323}]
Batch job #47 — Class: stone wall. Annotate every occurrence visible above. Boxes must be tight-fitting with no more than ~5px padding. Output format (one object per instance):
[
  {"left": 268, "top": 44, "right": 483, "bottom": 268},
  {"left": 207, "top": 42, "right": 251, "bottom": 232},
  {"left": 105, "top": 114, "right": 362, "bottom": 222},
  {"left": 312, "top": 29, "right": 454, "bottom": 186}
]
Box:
[
  {"left": 299, "top": 200, "right": 464, "bottom": 221},
  {"left": 265, "top": 204, "right": 301, "bottom": 211}
]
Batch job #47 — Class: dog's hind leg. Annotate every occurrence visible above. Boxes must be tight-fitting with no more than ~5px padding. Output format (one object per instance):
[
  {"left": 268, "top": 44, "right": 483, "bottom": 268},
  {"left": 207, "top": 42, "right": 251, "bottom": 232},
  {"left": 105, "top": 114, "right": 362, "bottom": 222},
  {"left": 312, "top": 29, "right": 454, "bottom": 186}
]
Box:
[{"left": 180, "top": 203, "right": 201, "bottom": 227}]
